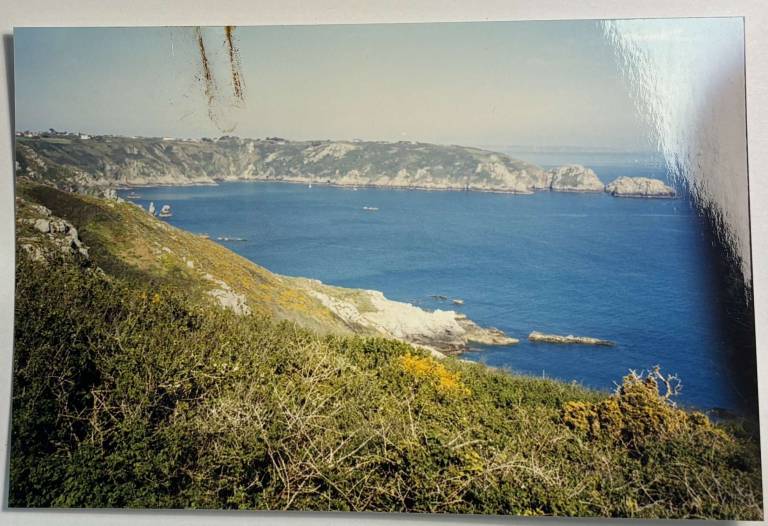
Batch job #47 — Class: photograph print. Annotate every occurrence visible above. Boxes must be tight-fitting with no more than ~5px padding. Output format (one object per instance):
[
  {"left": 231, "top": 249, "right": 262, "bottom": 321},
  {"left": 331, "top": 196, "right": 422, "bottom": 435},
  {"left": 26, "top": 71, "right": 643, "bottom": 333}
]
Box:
[{"left": 9, "top": 18, "right": 763, "bottom": 519}]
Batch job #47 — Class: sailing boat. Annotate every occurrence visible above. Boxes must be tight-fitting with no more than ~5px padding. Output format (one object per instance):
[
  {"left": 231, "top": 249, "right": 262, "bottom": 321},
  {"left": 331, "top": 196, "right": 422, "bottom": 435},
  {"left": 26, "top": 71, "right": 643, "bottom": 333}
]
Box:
[
  {"left": 158, "top": 204, "right": 173, "bottom": 218},
  {"left": 148, "top": 201, "right": 156, "bottom": 216}
]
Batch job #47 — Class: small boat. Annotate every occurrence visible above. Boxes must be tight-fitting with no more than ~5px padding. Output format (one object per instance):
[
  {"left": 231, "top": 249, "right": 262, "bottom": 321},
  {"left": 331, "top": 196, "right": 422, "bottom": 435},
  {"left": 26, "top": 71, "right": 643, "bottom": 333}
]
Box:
[
  {"left": 148, "top": 201, "right": 156, "bottom": 216},
  {"left": 216, "top": 236, "right": 246, "bottom": 242},
  {"left": 362, "top": 206, "right": 379, "bottom": 211},
  {"left": 126, "top": 191, "right": 141, "bottom": 199},
  {"left": 452, "top": 299, "right": 464, "bottom": 306},
  {"left": 158, "top": 204, "right": 173, "bottom": 218}
]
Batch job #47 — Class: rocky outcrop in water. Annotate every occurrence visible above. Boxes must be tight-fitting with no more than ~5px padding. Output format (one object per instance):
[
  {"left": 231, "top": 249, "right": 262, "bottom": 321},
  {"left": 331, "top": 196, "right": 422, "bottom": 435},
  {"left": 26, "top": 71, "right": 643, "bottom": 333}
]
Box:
[
  {"left": 547, "top": 165, "right": 605, "bottom": 192},
  {"left": 605, "top": 176, "right": 675, "bottom": 198},
  {"left": 528, "top": 331, "right": 614, "bottom": 347}
]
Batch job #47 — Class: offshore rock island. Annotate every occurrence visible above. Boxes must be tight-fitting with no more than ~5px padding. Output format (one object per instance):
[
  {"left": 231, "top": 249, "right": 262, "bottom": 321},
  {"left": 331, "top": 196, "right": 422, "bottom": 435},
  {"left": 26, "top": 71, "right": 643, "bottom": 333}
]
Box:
[
  {"left": 606, "top": 176, "right": 677, "bottom": 198},
  {"left": 528, "top": 331, "right": 615, "bottom": 347},
  {"left": 15, "top": 133, "right": 675, "bottom": 198}
]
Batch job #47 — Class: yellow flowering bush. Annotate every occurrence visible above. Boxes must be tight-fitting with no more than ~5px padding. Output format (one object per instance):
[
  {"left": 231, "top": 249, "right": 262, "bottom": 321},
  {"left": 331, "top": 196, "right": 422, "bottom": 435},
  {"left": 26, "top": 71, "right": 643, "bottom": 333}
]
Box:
[{"left": 399, "top": 353, "right": 470, "bottom": 396}]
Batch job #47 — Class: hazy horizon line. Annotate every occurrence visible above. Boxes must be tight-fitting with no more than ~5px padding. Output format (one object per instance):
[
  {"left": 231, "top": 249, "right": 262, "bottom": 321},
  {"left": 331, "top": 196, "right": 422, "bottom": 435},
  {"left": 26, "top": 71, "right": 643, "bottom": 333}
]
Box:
[{"left": 16, "top": 129, "right": 661, "bottom": 154}]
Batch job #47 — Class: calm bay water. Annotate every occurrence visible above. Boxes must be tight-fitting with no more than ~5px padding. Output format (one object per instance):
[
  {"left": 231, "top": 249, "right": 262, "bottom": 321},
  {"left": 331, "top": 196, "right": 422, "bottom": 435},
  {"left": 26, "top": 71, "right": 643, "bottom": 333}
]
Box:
[{"left": 120, "top": 156, "right": 742, "bottom": 411}]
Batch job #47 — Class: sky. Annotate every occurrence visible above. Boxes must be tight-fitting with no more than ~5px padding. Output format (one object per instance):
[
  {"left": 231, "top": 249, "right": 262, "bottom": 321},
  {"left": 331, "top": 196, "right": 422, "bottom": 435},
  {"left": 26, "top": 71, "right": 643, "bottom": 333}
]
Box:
[{"left": 14, "top": 21, "right": 671, "bottom": 150}]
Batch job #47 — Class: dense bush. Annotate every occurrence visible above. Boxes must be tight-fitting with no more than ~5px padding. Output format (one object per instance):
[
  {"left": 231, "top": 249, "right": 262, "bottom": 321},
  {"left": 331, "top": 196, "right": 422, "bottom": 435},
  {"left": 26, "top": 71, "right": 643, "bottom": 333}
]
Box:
[
  {"left": 562, "top": 367, "right": 712, "bottom": 445},
  {"left": 10, "top": 254, "right": 763, "bottom": 518}
]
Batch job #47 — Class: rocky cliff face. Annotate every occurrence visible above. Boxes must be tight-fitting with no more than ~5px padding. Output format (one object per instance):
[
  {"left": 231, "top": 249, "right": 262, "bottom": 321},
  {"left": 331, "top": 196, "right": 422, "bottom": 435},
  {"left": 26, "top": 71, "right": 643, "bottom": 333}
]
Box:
[
  {"left": 16, "top": 135, "right": 604, "bottom": 194},
  {"left": 605, "top": 176, "right": 676, "bottom": 198}
]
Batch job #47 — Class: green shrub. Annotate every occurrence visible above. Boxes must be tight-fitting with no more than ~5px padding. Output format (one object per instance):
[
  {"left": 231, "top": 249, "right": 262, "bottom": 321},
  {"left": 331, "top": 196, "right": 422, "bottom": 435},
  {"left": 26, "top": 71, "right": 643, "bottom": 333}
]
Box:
[{"left": 562, "top": 368, "right": 713, "bottom": 447}]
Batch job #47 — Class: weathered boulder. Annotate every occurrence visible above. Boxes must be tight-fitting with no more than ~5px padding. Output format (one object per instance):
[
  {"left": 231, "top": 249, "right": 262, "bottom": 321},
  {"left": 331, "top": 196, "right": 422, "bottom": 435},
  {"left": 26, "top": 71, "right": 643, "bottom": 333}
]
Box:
[
  {"left": 605, "top": 176, "right": 675, "bottom": 198},
  {"left": 49, "top": 220, "right": 69, "bottom": 233},
  {"left": 29, "top": 204, "right": 52, "bottom": 216},
  {"left": 547, "top": 165, "right": 605, "bottom": 192},
  {"left": 33, "top": 219, "right": 50, "bottom": 233}
]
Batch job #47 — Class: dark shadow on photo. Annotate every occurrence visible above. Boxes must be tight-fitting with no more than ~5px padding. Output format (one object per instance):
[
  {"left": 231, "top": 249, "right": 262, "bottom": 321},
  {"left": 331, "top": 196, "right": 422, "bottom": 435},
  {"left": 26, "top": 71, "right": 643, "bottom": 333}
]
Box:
[{"left": 2, "top": 30, "right": 14, "bottom": 512}]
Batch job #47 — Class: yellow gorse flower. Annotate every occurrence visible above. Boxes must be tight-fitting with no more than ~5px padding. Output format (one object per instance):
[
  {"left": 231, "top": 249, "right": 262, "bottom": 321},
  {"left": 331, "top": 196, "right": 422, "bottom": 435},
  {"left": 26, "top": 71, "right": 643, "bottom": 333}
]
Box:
[{"left": 399, "top": 353, "right": 470, "bottom": 396}]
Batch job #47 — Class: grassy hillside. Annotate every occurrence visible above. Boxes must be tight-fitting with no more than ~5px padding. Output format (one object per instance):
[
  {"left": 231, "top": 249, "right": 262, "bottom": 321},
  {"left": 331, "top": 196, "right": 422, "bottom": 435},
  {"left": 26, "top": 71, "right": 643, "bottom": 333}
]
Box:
[
  {"left": 16, "top": 182, "right": 354, "bottom": 335},
  {"left": 9, "top": 183, "right": 764, "bottom": 518}
]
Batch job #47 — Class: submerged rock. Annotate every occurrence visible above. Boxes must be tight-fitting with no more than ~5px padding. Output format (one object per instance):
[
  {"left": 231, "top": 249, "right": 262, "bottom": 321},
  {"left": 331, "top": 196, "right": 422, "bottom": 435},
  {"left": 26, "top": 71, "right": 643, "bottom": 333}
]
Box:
[
  {"left": 605, "top": 176, "right": 675, "bottom": 198},
  {"left": 528, "top": 331, "right": 614, "bottom": 347}
]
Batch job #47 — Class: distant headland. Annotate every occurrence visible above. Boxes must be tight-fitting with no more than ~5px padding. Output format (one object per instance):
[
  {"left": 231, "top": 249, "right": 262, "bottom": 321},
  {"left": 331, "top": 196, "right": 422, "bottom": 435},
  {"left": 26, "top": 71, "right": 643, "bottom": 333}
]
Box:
[{"left": 15, "top": 131, "right": 676, "bottom": 198}]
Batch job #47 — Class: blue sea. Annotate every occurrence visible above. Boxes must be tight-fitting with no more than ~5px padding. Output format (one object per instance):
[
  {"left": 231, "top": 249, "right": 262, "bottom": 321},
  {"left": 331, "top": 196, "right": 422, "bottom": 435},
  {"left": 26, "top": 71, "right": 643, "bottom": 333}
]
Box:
[{"left": 120, "top": 152, "right": 743, "bottom": 412}]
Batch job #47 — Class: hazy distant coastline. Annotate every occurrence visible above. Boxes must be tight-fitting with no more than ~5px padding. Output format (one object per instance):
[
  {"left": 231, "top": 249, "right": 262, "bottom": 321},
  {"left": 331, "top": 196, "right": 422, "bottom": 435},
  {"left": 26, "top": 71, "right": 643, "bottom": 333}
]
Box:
[{"left": 15, "top": 132, "right": 674, "bottom": 198}]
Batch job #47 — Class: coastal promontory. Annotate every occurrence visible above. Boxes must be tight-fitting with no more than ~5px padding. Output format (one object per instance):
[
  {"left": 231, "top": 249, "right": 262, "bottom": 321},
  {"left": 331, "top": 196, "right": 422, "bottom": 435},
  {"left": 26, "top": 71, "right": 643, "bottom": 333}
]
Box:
[{"left": 16, "top": 134, "right": 606, "bottom": 195}]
